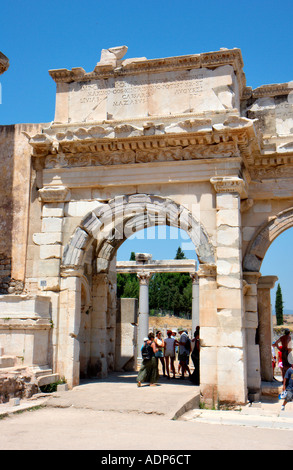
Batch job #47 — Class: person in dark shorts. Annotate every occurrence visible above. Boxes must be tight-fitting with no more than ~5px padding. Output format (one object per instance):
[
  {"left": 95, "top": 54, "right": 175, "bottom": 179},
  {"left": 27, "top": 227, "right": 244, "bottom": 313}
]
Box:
[{"left": 281, "top": 365, "right": 293, "bottom": 410}]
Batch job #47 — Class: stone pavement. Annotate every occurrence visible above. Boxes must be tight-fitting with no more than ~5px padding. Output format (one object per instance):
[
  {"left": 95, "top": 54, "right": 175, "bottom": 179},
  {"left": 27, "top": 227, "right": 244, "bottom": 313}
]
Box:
[
  {"left": 0, "top": 371, "right": 200, "bottom": 421},
  {"left": 1, "top": 371, "right": 293, "bottom": 431}
]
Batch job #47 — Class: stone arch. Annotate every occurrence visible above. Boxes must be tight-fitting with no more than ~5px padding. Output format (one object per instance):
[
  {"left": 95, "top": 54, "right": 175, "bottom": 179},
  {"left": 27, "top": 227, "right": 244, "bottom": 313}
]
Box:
[
  {"left": 61, "top": 193, "right": 215, "bottom": 272},
  {"left": 243, "top": 207, "right": 293, "bottom": 272}
]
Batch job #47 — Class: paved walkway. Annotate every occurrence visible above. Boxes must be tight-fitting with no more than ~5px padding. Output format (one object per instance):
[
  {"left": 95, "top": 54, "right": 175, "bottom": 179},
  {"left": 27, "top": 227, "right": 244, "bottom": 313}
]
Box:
[
  {"left": 1, "top": 372, "right": 293, "bottom": 450},
  {"left": 1, "top": 371, "right": 293, "bottom": 428},
  {"left": 0, "top": 371, "right": 200, "bottom": 420}
]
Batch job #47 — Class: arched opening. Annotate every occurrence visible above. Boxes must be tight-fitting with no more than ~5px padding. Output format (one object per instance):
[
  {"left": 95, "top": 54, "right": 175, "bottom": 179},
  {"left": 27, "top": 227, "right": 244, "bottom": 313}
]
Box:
[
  {"left": 243, "top": 208, "right": 293, "bottom": 386},
  {"left": 116, "top": 225, "right": 200, "bottom": 382},
  {"left": 260, "top": 227, "right": 293, "bottom": 382},
  {"left": 60, "top": 194, "right": 214, "bottom": 387}
]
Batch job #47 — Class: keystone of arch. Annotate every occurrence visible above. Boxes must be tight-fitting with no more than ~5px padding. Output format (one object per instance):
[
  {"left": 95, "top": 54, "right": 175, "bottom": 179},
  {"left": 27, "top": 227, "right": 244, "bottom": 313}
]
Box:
[
  {"left": 243, "top": 207, "right": 293, "bottom": 272},
  {"left": 61, "top": 194, "right": 215, "bottom": 271}
]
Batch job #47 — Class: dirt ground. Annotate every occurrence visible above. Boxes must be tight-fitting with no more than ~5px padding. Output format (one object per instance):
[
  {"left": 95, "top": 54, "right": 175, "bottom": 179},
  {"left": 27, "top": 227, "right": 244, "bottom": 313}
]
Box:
[
  {"left": 272, "top": 315, "right": 293, "bottom": 329},
  {"left": 150, "top": 314, "right": 293, "bottom": 334},
  {"left": 149, "top": 315, "right": 192, "bottom": 330}
]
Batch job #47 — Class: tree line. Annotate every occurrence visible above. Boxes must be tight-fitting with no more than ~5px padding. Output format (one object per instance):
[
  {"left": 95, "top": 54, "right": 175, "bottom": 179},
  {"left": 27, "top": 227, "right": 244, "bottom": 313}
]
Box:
[
  {"left": 117, "top": 250, "right": 286, "bottom": 323},
  {"left": 117, "top": 247, "right": 192, "bottom": 318}
]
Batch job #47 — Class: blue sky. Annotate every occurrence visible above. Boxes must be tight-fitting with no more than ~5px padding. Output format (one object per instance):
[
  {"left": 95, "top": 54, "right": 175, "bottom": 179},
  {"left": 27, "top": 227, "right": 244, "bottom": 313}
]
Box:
[{"left": 1, "top": 0, "right": 293, "bottom": 309}]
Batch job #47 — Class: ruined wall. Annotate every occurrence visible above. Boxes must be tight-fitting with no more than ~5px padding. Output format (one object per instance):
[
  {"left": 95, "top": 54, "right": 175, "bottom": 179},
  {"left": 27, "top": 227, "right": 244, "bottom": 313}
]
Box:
[
  {"left": 0, "top": 125, "right": 15, "bottom": 293},
  {"left": 0, "top": 123, "right": 46, "bottom": 294}
]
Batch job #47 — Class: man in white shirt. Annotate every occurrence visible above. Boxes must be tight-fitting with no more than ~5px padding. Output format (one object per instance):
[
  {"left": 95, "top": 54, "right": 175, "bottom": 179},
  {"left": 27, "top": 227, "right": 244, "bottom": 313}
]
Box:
[
  {"left": 178, "top": 329, "right": 191, "bottom": 380},
  {"left": 164, "top": 330, "right": 177, "bottom": 378}
]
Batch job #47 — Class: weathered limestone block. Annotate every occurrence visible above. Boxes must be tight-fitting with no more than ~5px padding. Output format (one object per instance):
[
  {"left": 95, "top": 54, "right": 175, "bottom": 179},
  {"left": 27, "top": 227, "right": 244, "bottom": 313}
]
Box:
[
  {"left": 41, "top": 217, "right": 63, "bottom": 233},
  {"left": 42, "top": 203, "right": 64, "bottom": 218},
  {"left": 40, "top": 244, "right": 62, "bottom": 260},
  {"left": 33, "top": 232, "right": 62, "bottom": 245},
  {"left": 81, "top": 211, "right": 102, "bottom": 238},
  {"left": 38, "top": 259, "right": 60, "bottom": 277},
  {"left": 62, "top": 244, "right": 84, "bottom": 266}
]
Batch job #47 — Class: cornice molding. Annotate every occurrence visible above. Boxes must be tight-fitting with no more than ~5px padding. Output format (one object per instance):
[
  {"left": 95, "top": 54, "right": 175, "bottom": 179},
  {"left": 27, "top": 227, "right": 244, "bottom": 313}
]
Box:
[
  {"left": 49, "top": 48, "right": 246, "bottom": 94},
  {"left": 241, "top": 82, "right": 293, "bottom": 100},
  {"left": 26, "top": 116, "right": 259, "bottom": 171}
]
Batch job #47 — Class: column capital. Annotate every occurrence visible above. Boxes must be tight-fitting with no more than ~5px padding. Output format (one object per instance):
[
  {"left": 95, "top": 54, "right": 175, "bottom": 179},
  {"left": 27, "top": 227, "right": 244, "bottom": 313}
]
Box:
[
  {"left": 210, "top": 176, "right": 247, "bottom": 198},
  {"left": 38, "top": 185, "right": 71, "bottom": 203},
  {"left": 190, "top": 272, "right": 199, "bottom": 284},
  {"left": 197, "top": 264, "right": 217, "bottom": 279},
  {"left": 258, "top": 275, "right": 279, "bottom": 290},
  {"left": 137, "top": 271, "right": 152, "bottom": 285},
  {"left": 243, "top": 271, "right": 262, "bottom": 285},
  {"left": 60, "top": 266, "right": 84, "bottom": 278}
]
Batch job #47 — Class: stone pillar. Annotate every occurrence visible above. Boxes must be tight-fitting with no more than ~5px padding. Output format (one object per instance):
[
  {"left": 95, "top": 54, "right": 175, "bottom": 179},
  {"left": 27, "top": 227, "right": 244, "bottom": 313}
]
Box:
[
  {"left": 197, "top": 264, "right": 217, "bottom": 405},
  {"left": 210, "top": 176, "right": 248, "bottom": 404},
  {"left": 137, "top": 271, "right": 152, "bottom": 358},
  {"left": 58, "top": 267, "right": 83, "bottom": 388},
  {"left": 257, "top": 275, "right": 278, "bottom": 382},
  {"left": 190, "top": 272, "right": 199, "bottom": 334},
  {"left": 90, "top": 273, "right": 109, "bottom": 378},
  {"left": 243, "top": 272, "right": 262, "bottom": 394}
]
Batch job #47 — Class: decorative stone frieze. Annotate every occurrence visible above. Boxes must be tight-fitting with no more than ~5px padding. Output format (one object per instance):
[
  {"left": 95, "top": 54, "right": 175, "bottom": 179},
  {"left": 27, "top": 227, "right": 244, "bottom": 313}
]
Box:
[{"left": 26, "top": 115, "right": 260, "bottom": 175}]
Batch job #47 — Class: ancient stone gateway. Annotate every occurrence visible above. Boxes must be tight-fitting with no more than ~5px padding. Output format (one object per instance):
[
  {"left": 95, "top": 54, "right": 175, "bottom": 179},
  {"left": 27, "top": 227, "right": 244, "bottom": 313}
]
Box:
[{"left": 1, "top": 46, "right": 293, "bottom": 405}]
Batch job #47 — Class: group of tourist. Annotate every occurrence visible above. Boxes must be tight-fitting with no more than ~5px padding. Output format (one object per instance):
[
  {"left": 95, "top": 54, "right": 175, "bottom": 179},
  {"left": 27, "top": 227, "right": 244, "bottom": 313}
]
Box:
[{"left": 136, "top": 327, "right": 200, "bottom": 387}]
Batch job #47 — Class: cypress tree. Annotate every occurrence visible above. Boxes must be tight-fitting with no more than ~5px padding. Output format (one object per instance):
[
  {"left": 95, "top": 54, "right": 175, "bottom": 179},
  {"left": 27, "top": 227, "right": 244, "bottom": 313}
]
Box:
[{"left": 275, "top": 283, "right": 284, "bottom": 326}]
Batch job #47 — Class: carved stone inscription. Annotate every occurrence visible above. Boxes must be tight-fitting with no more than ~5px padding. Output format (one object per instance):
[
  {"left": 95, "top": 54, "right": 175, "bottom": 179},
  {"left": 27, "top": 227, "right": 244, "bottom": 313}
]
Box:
[{"left": 68, "top": 65, "right": 236, "bottom": 122}]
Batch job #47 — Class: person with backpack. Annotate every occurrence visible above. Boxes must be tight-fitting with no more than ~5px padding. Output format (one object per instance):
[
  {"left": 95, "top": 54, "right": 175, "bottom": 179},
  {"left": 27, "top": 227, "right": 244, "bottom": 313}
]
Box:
[
  {"left": 178, "top": 329, "right": 191, "bottom": 380},
  {"left": 137, "top": 333, "right": 159, "bottom": 387}
]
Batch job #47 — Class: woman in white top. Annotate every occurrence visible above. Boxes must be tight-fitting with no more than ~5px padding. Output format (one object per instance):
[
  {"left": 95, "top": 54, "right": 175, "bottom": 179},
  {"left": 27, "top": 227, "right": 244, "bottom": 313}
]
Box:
[{"left": 164, "top": 330, "right": 177, "bottom": 379}]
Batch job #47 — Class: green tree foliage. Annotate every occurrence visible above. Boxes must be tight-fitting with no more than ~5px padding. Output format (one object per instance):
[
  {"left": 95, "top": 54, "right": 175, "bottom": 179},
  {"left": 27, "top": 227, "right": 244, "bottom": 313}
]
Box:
[
  {"left": 275, "top": 283, "right": 284, "bottom": 326},
  {"left": 117, "top": 252, "right": 139, "bottom": 299},
  {"left": 175, "top": 247, "right": 186, "bottom": 260},
  {"left": 117, "top": 247, "right": 192, "bottom": 318}
]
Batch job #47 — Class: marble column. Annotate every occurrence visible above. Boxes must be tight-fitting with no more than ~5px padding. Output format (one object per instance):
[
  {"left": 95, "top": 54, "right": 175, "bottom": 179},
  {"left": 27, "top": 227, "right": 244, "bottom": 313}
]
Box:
[
  {"left": 137, "top": 271, "right": 152, "bottom": 358},
  {"left": 257, "top": 275, "right": 278, "bottom": 382},
  {"left": 190, "top": 272, "right": 199, "bottom": 335},
  {"left": 243, "top": 271, "right": 262, "bottom": 393}
]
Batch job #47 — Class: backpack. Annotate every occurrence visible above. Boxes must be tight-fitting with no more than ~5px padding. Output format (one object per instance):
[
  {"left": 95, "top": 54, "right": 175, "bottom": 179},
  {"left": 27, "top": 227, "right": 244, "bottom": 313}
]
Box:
[{"left": 141, "top": 342, "right": 153, "bottom": 360}]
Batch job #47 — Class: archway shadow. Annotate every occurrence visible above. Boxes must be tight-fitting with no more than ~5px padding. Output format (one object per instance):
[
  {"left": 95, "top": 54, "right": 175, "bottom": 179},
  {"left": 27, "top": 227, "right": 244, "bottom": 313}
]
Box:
[{"left": 80, "top": 370, "right": 199, "bottom": 388}]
